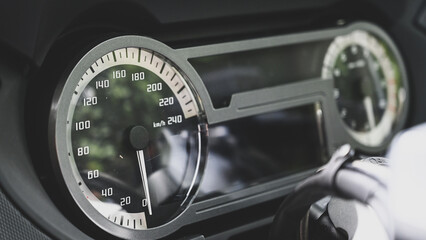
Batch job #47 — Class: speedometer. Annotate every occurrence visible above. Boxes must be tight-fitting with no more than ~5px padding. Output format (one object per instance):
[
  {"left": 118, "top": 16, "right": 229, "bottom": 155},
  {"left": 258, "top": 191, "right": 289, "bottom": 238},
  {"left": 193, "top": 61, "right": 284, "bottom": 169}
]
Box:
[
  {"left": 322, "top": 30, "right": 407, "bottom": 147},
  {"left": 50, "top": 36, "right": 207, "bottom": 237}
]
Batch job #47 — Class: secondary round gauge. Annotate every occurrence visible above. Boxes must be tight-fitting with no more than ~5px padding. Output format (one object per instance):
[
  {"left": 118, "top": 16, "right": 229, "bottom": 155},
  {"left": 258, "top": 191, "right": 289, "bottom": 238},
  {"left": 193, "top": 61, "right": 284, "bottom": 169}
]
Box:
[
  {"left": 51, "top": 36, "right": 207, "bottom": 236},
  {"left": 322, "top": 30, "right": 407, "bottom": 147}
]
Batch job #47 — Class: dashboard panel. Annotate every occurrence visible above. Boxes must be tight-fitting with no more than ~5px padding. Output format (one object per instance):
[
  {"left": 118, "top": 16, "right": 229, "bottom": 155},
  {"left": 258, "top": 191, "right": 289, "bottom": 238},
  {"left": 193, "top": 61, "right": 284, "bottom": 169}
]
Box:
[{"left": 0, "top": 0, "right": 425, "bottom": 239}]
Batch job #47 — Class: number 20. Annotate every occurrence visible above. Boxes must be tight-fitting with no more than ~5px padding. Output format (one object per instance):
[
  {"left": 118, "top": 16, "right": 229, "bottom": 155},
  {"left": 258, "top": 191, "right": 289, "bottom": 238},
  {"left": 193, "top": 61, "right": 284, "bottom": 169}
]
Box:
[{"left": 120, "top": 196, "right": 131, "bottom": 206}]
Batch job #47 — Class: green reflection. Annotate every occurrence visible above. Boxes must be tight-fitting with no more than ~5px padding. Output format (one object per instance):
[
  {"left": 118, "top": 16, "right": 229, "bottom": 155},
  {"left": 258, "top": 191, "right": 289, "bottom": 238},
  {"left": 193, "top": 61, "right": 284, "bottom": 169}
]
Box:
[{"left": 71, "top": 65, "right": 182, "bottom": 186}]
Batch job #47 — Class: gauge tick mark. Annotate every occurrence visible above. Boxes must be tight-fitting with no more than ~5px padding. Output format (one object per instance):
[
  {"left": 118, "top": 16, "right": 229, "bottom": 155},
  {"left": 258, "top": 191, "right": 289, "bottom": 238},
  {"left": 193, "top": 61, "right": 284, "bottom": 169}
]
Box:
[
  {"left": 160, "top": 62, "right": 166, "bottom": 73},
  {"left": 112, "top": 52, "right": 117, "bottom": 62},
  {"left": 177, "top": 86, "right": 186, "bottom": 94},
  {"left": 150, "top": 53, "right": 154, "bottom": 64}
]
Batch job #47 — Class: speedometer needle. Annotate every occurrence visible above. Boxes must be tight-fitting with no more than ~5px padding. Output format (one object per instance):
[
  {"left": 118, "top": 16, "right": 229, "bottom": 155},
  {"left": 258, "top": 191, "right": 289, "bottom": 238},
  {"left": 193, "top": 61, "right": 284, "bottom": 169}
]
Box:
[
  {"left": 136, "top": 150, "right": 153, "bottom": 216},
  {"left": 364, "top": 96, "right": 376, "bottom": 129}
]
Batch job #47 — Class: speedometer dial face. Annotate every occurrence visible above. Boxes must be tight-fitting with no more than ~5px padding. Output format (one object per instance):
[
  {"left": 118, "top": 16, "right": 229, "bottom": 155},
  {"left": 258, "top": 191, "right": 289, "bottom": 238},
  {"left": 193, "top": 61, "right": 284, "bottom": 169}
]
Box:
[
  {"left": 52, "top": 38, "right": 207, "bottom": 233},
  {"left": 322, "top": 30, "right": 406, "bottom": 147}
]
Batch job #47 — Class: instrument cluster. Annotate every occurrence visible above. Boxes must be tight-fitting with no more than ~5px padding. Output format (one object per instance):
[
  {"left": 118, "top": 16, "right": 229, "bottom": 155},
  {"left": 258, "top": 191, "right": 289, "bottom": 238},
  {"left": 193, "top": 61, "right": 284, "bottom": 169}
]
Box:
[{"left": 45, "top": 22, "right": 408, "bottom": 239}]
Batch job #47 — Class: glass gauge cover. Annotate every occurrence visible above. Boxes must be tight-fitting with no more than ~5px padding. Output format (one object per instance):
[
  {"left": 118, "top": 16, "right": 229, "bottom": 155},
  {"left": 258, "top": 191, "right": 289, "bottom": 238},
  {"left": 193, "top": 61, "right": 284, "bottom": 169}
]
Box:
[
  {"left": 322, "top": 30, "right": 407, "bottom": 147},
  {"left": 51, "top": 37, "right": 207, "bottom": 236}
]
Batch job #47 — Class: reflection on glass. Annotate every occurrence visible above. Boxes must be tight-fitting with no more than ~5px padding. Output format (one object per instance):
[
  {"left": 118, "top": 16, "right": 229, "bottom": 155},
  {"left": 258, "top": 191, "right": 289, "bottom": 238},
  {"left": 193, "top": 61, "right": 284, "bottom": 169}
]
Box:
[
  {"left": 189, "top": 40, "right": 331, "bottom": 108},
  {"left": 71, "top": 64, "right": 200, "bottom": 228},
  {"left": 196, "top": 104, "right": 326, "bottom": 201}
]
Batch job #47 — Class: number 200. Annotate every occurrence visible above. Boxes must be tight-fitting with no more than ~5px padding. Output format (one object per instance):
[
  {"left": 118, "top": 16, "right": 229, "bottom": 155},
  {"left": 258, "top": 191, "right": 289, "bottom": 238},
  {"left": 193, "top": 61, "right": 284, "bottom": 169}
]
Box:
[{"left": 147, "top": 83, "right": 162, "bottom": 92}]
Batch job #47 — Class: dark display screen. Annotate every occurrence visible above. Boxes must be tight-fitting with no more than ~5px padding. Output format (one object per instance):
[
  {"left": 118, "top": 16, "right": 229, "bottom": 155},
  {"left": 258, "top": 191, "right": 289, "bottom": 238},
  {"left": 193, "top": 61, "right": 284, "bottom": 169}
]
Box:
[
  {"left": 189, "top": 40, "right": 331, "bottom": 108},
  {"left": 196, "top": 104, "right": 326, "bottom": 201}
]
